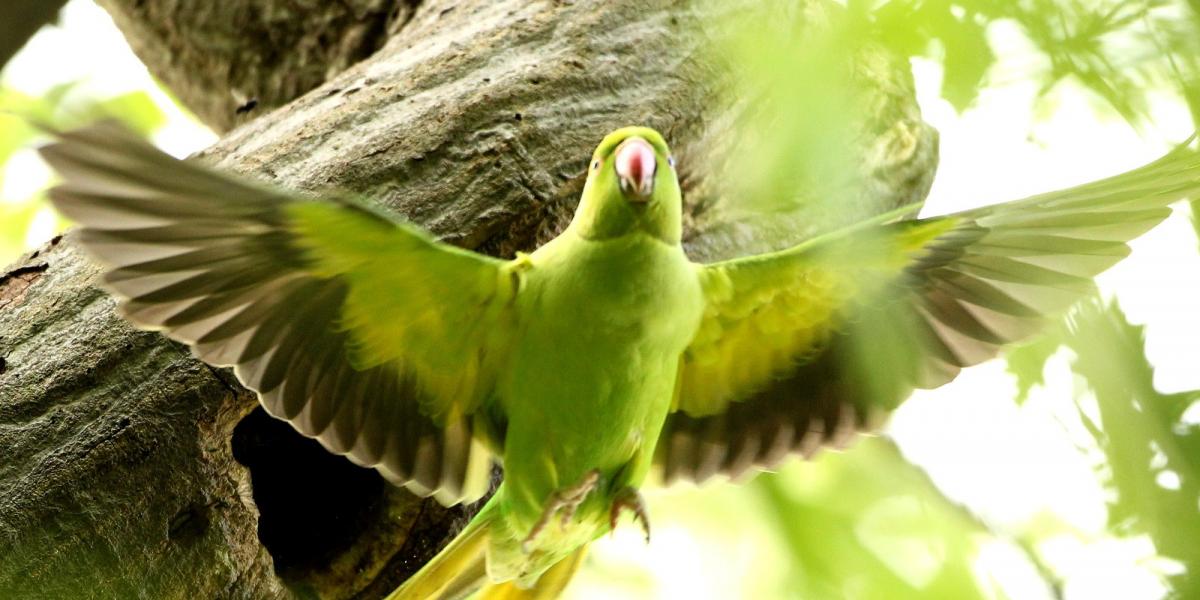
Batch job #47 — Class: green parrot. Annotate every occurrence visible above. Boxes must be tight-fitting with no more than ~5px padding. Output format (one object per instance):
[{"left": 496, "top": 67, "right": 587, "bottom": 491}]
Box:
[{"left": 40, "top": 121, "right": 1200, "bottom": 599}]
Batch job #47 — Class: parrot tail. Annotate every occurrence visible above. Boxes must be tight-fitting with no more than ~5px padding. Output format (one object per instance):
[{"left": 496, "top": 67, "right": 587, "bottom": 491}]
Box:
[
  {"left": 385, "top": 498, "right": 496, "bottom": 600},
  {"left": 478, "top": 545, "right": 589, "bottom": 600},
  {"left": 385, "top": 490, "right": 590, "bottom": 600}
]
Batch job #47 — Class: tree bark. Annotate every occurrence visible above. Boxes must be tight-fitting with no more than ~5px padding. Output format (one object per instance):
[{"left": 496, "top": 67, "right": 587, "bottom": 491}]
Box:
[
  {"left": 93, "top": 0, "right": 419, "bottom": 133},
  {"left": 0, "top": 1, "right": 937, "bottom": 598}
]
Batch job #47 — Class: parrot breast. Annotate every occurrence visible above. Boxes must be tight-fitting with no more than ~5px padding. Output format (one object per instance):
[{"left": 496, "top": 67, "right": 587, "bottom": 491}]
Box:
[{"left": 487, "top": 230, "right": 704, "bottom": 577}]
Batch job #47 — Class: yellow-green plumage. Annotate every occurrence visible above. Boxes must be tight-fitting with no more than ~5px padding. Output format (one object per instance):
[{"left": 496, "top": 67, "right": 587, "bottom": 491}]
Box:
[{"left": 40, "top": 122, "right": 1200, "bottom": 598}]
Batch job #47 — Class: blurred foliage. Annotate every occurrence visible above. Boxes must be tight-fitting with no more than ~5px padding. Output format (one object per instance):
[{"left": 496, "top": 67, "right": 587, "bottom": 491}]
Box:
[
  {"left": 0, "top": 82, "right": 165, "bottom": 264},
  {"left": 1004, "top": 299, "right": 1200, "bottom": 596},
  {"left": 867, "top": 0, "right": 1200, "bottom": 121},
  {"left": 1004, "top": 332, "right": 1063, "bottom": 405},
  {"left": 579, "top": 438, "right": 1034, "bottom": 600},
  {"left": 672, "top": 1, "right": 1200, "bottom": 598},
  {"left": 752, "top": 440, "right": 1003, "bottom": 600},
  {"left": 1065, "top": 301, "right": 1200, "bottom": 596},
  {"left": 714, "top": 8, "right": 862, "bottom": 219},
  {"left": 1193, "top": 197, "right": 1200, "bottom": 252}
]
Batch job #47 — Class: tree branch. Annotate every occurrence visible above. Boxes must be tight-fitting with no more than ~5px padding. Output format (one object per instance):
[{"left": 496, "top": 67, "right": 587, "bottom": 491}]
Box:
[
  {"left": 0, "top": 1, "right": 937, "bottom": 598},
  {"left": 93, "top": 0, "right": 420, "bottom": 132}
]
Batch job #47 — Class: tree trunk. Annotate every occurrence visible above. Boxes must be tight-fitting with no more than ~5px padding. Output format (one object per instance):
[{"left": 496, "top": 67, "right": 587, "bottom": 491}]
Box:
[
  {"left": 0, "top": 1, "right": 937, "bottom": 598},
  {"left": 93, "top": 0, "right": 418, "bottom": 133}
]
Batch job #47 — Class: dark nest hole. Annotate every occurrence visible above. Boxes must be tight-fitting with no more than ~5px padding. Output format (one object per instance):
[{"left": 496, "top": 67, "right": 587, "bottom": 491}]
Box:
[{"left": 232, "top": 407, "right": 387, "bottom": 587}]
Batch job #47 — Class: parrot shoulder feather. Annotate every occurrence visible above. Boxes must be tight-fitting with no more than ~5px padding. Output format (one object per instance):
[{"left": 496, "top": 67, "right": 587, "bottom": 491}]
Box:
[
  {"left": 657, "top": 135, "right": 1200, "bottom": 484},
  {"left": 40, "top": 121, "right": 516, "bottom": 505}
]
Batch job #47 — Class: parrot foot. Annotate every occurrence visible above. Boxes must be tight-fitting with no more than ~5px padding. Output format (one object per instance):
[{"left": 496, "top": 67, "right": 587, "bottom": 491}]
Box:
[
  {"left": 521, "top": 469, "right": 601, "bottom": 553},
  {"left": 609, "top": 487, "right": 651, "bottom": 544}
]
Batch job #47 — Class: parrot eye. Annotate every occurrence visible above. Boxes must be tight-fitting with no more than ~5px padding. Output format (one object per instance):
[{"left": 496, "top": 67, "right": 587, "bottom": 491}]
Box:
[
  {"left": 592, "top": 160, "right": 601, "bottom": 171},
  {"left": 668, "top": 156, "right": 676, "bottom": 169}
]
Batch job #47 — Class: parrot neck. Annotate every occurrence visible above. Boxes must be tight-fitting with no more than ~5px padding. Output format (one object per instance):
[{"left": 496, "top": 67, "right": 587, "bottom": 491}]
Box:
[{"left": 569, "top": 192, "right": 681, "bottom": 245}]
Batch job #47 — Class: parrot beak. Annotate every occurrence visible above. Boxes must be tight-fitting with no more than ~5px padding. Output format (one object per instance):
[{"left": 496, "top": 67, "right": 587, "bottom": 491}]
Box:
[{"left": 615, "top": 137, "right": 656, "bottom": 202}]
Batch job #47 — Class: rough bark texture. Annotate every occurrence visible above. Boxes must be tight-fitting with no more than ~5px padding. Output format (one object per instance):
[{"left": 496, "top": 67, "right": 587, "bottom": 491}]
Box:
[
  {"left": 0, "top": 0, "right": 938, "bottom": 598},
  {"left": 93, "top": 0, "right": 419, "bottom": 133}
]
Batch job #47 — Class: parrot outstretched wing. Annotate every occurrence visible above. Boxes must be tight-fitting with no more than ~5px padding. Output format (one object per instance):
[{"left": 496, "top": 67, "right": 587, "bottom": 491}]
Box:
[
  {"left": 40, "top": 122, "right": 515, "bottom": 505},
  {"left": 657, "top": 137, "right": 1200, "bottom": 484}
]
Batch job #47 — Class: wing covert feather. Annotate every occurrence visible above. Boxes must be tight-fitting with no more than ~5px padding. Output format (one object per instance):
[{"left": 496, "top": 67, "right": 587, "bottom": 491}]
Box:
[
  {"left": 41, "top": 122, "right": 509, "bottom": 505},
  {"left": 658, "top": 136, "right": 1200, "bottom": 484}
]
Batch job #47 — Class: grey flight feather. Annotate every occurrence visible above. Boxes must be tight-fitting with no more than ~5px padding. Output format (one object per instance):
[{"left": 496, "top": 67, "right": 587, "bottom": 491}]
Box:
[{"left": 40, "top": 121, "right": 494, "bottom": 505}]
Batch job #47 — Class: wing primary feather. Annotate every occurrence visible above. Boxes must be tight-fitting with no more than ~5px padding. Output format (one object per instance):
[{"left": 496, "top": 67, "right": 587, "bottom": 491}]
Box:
[
  {"left": 659, "top": 134, "right": 1199, "bottom": 485},
  {"left": 43, "top": 122, "right": 506, "bottom": 505}
]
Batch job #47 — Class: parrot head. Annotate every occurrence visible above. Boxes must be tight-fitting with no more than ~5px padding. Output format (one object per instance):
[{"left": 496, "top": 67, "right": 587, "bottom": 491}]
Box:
[{"left": 571, "top": 127, "right": 682, "bottom": 244}]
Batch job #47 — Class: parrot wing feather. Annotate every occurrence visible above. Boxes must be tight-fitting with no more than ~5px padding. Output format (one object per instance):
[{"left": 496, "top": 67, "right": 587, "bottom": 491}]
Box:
[
  {"left": 41, "top": 122, "right": 514, "bottom": 505},
  {"left": 657, "top": 135, "right": 1200, "bottom": 484}
]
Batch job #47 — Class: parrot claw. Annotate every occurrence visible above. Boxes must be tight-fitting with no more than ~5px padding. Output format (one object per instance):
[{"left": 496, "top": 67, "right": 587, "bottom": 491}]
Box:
[
  {"left": 521, "top": 469, "right": 601, "bottom": 553},
  {"left": 609, "top": 487, "right": 651, "bottom": 544}
]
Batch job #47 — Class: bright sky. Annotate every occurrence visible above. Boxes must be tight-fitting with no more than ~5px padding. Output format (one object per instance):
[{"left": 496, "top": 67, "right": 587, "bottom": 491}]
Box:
[
  {"left": 3, "top": 4, "right": 1197, "bottom": 600},
  {"left": 882, "top": 23, "right": 1197, "bottom": 600},
  {"left": 2, "top": 1, "right": 215, "bottom": 250}
]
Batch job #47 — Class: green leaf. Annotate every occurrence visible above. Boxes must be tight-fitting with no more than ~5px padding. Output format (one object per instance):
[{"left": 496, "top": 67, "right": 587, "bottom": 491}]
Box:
[
  {"left": 84, "top": 91, "right": 167, "bottom": 135},
  {"left": 936, "top": 11, "right": 995, "bottom": 112},
  {"left": 1064, "top": 299, "right": 1200, "bottom": 596},
  {"left": 1192, "top": 199, "right": 1200, "bottom": 253},
  {"left": 871, "top": 0, "right": 1200, "bottom": 125},
  {"left": 0, "top": 83, "right": 170, "bottom": 265},
  {"left": 750, "top": 439, "right": 1008, "bottom": 600},
  {"left": 1004, "top": 332, "right": 1064, "bottom": 405}
]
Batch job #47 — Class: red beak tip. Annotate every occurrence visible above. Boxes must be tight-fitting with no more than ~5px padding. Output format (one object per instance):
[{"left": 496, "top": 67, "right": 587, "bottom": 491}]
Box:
[{"left": 615, "top": 138, "right": 657, "bottom": 197}]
